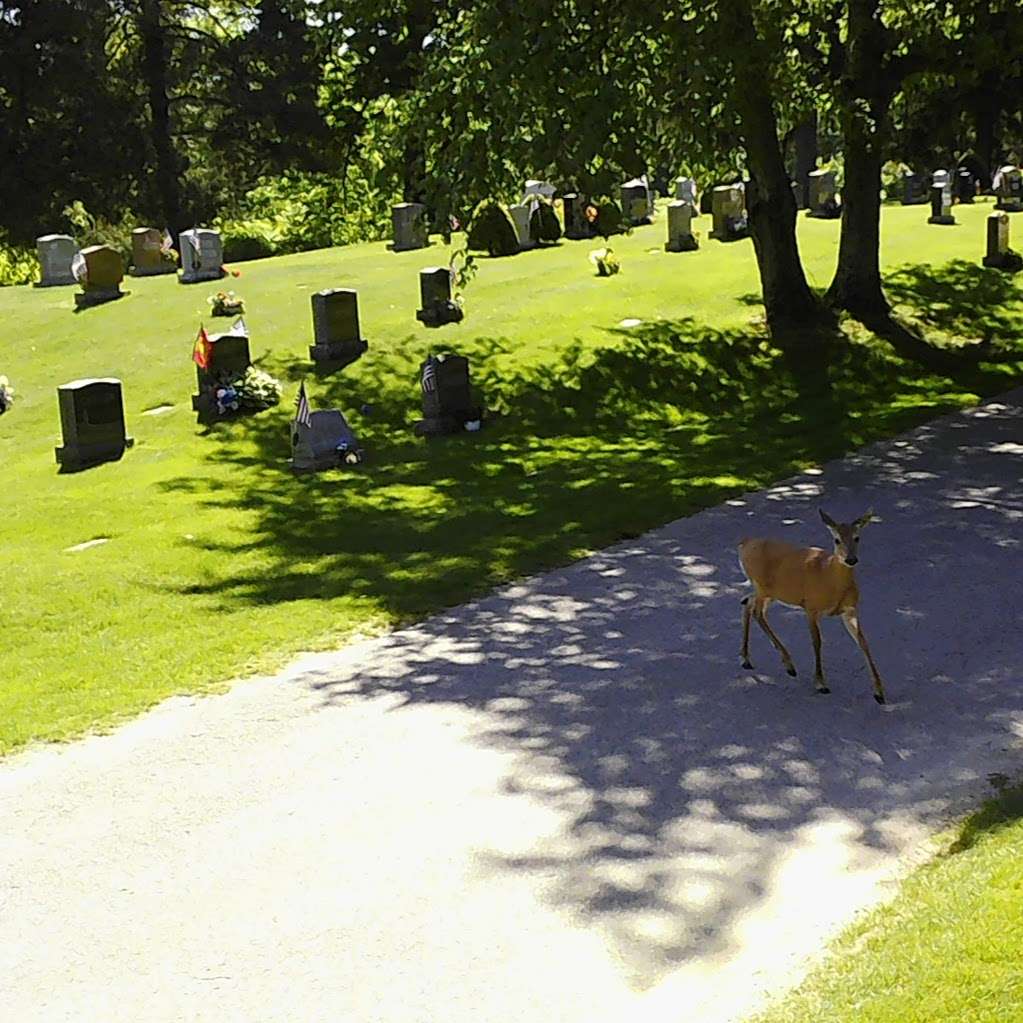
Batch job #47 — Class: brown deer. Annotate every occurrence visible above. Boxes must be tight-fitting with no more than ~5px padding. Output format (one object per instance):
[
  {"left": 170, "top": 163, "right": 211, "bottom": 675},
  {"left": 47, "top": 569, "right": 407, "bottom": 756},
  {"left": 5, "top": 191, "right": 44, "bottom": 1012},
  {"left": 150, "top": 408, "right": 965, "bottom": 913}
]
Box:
[{"left": 737, "top": 508, "right": 887, "bottom": 703}]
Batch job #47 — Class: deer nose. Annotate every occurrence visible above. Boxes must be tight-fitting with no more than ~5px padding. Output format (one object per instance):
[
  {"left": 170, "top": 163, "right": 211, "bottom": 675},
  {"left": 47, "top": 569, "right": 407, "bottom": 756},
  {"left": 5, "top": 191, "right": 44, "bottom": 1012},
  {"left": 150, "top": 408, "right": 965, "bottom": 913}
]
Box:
[{"left": 845, "top": 556, "right": 858, "bottom": 566}]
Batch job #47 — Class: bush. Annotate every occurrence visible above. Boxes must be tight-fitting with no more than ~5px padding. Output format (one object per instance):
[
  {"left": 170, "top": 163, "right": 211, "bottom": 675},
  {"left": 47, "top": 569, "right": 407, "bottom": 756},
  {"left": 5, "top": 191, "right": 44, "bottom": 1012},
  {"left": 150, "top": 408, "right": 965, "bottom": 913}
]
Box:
[
  {"left": 0, "top": 237, "right": 36, "bottom": 287},
  {"left": 62, "top": 201, "right": 133, "bottom": 266},
  {"left": 592, "top": 199, "right": 626, "bottom": 238},
  {"left": 529, "top": 200, "right": 562, "bottom": 244},
  {"left": 218, "top": 222, "right": 280, "bottom": 263},
  {"left": 466, "top": 199, "right": 520, "bottom": 257}
]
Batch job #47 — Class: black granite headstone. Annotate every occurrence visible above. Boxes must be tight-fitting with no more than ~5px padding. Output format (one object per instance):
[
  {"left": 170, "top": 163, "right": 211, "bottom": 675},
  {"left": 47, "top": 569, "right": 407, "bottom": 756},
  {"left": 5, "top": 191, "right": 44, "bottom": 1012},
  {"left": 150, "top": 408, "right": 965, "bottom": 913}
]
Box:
[{"left": 55, "top": 378, "right": 133, "bottom": 469}]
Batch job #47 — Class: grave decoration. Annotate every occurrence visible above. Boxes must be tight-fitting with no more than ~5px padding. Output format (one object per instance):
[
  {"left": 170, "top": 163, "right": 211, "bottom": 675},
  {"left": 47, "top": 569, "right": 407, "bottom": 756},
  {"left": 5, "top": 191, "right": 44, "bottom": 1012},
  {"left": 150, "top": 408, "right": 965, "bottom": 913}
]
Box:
[
  {"left": 710, "top": 184, "right": 748, "bottom": 241},
  {"left": 900, "top": 171, "right": 928, "bottom": 205},
  {"left": 466, "top": 200, "right": 520, "bottom": 257},
  {"left": 72, "top": 245, "right": 125, "bottom": 308},
  {"left": 414, "top": 354, "right": 483, "bottom": 437},
  {"left": 621, "top": 178, "right": 654, "bottom": 225},
  {"left": 0, "top": 375, "right": 14, "bottom": 415},
  {"left": 129, "top": 227, "right": 175, "bottom": 276},
  {"left": 209, "top": 290, "right": 245, "bottom": 317},
  {"left": 392, "top": 203, "right": 430, "bottom": 251},
  {"left": 562, "top": 193, "right": 594, "bottom": 240},
  {"left": 190, "top": 319, "right": 281, "bottom": 424},
  {"left": 309, "top": 288, "right": 369, "bottom": 368},
  {"left": 35, "top": 235, "right": 77, "bottom": 287},
  {"left": 54, "top": 378, "right": 133, "bottom": 470},
  {"left": 927, "top": 171, "right": 955, "bottom": 225},
  {"left": 179, "top": 228, "right": 225, "bottom": 283},
  {"left": 807, "top": 169, "right": 841, "bottom": 218},
  {"left": 982, "top": 212, "right": 1023, "bottom": 272},
  {"left": 665, "top": 200, "right": 698, "bottom": 252},
  {"left": 589, "top": 247, "right": 621, "bottom": 276},
  {"left": 416, "top": 267, "right": 464, "bottom": 327},
  {"left": 993, "top": 165, "right": 1023, "bottom": 212},
  {"left": 290, "top": 382, "right": 364, "bottom": 473}
]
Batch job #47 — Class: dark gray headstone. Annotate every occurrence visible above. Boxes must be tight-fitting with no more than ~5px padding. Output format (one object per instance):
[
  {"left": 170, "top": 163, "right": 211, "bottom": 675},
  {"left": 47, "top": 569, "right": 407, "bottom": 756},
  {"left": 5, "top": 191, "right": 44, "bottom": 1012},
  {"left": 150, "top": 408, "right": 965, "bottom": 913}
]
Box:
[
  {"left": 955, "top": 169, "right": 975, "bottom": 204},
  {"left": 807, "top": 169, "right": 841, "bottom": 218},
  {"left": 981, "top": 212, "right": 1021, "bottom": 270},
  {"left": 414, "top": 354, "right": 482, "bottom": 437},
  {"left": 562, "top": 193, "right": 593, "bottom": 240},
  {"left": 927, "top": 181, "right": 955, "bottom": 225},
  {"left": 309, "top": 289, "right": 368, "bottom": 366},
  {"left": 291, "top": 409, "right": 363, "bottom": 473},
  {"left": 178, "top": 229, "right": 224, "bottom": 283},
  {"left": 674, "top": 177, "right": 697, "bottom": 205},
  {"left": 416, "top": 267, "right": 463, "bottom": 327},
  {"left": 35, "top": 234, "right": 77, "bottom": 287},
  {"left": 392, "top": 203, "right": 429, "bottom": 251},
  {"left": 55, "top": 378, "right": 133, "bottom": 469},
  {"left": 192, "top": 322, "right": 252, "bottom": 421},
  {"left": 901, "top": 172, "right": 928, "bottom": 205},
  {"left": 621, "top": 179, "right": 653, "bottom": 225}
]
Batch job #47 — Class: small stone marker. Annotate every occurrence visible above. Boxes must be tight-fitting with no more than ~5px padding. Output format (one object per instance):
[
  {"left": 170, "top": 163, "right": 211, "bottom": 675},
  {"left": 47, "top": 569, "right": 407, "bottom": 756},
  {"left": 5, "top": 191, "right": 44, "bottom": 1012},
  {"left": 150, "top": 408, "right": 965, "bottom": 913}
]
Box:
[
  {"left": 994, "top": 165, "right": 1023, "bottom": 212},
  {"left": 178, "top": 228, "right": 224, "bottom": 283},
  {"left": 982, "top": 212, "right": 1023, "bottom": 271},
  {"left": 416, "top": 267, "right": 463, "bottom": 327},
  {"left": 507, "top": 203, "right": 535, "bottom": 250},
  {"left": 55, "top": 378, "right": 133, "bottom": 469},
  {"left": 72, "top": 245, "right": 125, "bottom": 308},
  {"left": 391, "top": 203, "right": 429, "bottom": 251},
  {"left": 664, "top": 201, "right": 698, "bottom": 252},
  {"left": 674, "top": 177, "right": 697, "bottom": 205},
  {"left": 927, "top": 171, "right": 955, "bottom": 225},
  {"left": 308, "top": 288, "right": 369, "bottom": 367},
  {"left": 561, "top": 193, "right": 592, "bottom": 240},
  {"left": 291, "top": 409, "right": 363, "bottom": 473},
  {"left": 130, "top": 227, "right": 174, "bottom": 276},
  {"left": 414, "top": 354, "right": 483, "bottom": 437},
  {"left": 807, "top": 169, "right": 841, "bottom": 218},
  {"left": 954, "top": 168, "right": 975, "bottom": 204},
  {"left": 710, "top": 184, "right": 748, "bottom": 241},
  {"left": 35, "top": 234, "right": 77, "bottom": 287},
  {"left": 621, "top": 178, "right": 654, "bottom": 225},
  {"left": 900, "top": 171, "right": 928, "bottom": 205}
]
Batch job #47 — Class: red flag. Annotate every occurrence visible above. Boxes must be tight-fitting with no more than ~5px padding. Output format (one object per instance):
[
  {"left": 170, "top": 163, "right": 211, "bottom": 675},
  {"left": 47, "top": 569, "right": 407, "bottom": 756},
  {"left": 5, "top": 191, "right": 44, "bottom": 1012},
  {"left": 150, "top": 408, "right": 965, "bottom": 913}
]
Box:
[{"left": 192, "top": 324, "right": 213, "bottom": 369}]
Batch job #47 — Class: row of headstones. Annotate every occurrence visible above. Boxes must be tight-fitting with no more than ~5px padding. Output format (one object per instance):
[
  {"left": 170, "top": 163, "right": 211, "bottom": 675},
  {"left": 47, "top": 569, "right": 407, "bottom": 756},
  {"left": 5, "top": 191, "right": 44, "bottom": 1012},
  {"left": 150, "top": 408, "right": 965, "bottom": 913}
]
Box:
[{"left": 35, "top": 228, "right": 227, "bottom": 295}]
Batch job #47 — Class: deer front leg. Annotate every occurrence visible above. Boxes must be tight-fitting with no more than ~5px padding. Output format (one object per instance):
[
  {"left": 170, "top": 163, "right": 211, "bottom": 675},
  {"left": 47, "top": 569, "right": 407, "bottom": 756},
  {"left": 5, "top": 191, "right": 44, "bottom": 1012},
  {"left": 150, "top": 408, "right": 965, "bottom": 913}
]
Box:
[
  {"left": 842, "top": 610, "right": 887, "bottom": 705},
  {"left": 806, "top": 611, "right": 829, "bottom": 694},
  {"left": 753, "top": 598, "right": 797, "bottom": 677},
  {"left": 741, "top": 596, "right": 754, "bottom": 669}
]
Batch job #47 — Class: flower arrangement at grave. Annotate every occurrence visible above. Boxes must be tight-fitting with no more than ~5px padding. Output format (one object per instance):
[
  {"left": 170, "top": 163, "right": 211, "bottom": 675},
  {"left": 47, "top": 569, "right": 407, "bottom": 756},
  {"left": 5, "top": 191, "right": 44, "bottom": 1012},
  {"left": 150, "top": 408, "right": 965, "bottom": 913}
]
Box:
[
  {"left": 0, "top": 375, "right": 14, "bottom": 415},
  {"left": 589, "top": 247, "right": 621, "bottom": 277},
  {"left": 528, "top": 197, "right": 562, "bottom": 245},
  {"left": 208, "top": 290, "right": 245, "bottom": 316},
  {"left": 466, "top": 199, "right": 520, "bottom": 257},
  {"left": 231, "top": 367, "right": 282, "bottom": 413}
]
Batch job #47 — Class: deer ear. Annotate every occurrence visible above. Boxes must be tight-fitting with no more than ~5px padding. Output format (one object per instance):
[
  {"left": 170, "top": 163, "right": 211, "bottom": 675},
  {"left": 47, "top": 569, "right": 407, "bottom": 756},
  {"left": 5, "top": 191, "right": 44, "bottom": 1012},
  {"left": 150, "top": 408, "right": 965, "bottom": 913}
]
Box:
[
  {"left": 855, "top": 508, "right": 875, "bottom": 528},
  {"left": 819, "top": 507, "right": 838, "bottom": 529}
]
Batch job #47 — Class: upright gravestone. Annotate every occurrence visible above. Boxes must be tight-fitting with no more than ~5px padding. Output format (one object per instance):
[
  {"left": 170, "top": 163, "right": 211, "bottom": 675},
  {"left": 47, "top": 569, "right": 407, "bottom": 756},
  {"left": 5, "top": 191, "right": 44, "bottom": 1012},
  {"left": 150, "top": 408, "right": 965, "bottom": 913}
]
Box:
[
  {"left": 179, "top": 229, "right": 224, "bottom": 283},
  {"left": 416, "top": 267, "right": 463, "bottom": 326},
  {"left": 414, "top": 354, "right": 483, "bottom": 437},
  {"left": 309, "top": 289, "right": 369, "bottom": 367},
  {"left": 994, "top": 166, "right": 1023, "bottom": 212},
  {"left": 291, "top": 409, "right": 363, "bottom": 473},
  {"left": 508, "top": 203, "right": 535, "bottom": 250},
  {"left": 982, "top": 212, "right": 1023, "bottom": 271},
  {"left": 55, "top": 378, "right": 133, "bottom": 469},
  {"left": 674, "top": 177, "right": 697, "bottom": 205},
  {"left": 192, "top": 321, "right": 252, "bottom": 422},
  {"left": 621, "top": 178, "right": 654, "bottom": 225},
  {"left": 710, "top": 184, "right": 748, "bottom": 241},
  {"left": 35, "top": 235, "right": 77, "bottom": 287},
  {"left": 391, "top": 203, "right": 429, "bottom": 251},
  {"left": 72, "top": 245, "right": 125, "bottom": 308},
  {"left": 901, "top": 171, "right": 928, "bottom": 205},
  {"left": 664, "top": 201, "right": 698, "bottom": 252},
  {"left": 927, "top": 171, "right": 955, "bottom": 225},
  {"left": 130, "top": 227, "right": 174, "bottom": 276},
  {"left": 807, "top": 169, "right": 841, "bottom": 218},
  {"left": 561, "top": 193, "right": 592, "bottom": 240},
  {"left": 523, "top": 180, "right": 556, "bottom": 202},
  {"left": 955, "top": 168, "right": 976, "bottom": 204}
]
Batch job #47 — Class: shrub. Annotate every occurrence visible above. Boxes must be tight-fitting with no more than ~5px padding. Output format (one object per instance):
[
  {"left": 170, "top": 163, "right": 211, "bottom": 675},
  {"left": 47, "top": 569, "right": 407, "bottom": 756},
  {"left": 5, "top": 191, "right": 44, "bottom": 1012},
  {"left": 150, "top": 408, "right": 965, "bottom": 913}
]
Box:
[
  {"left": 62, "top": 201, "right": 133, "bottom": 266},
  {"left": 466, "top": 199, "right": 520, "bottom": 257},
  {"left": 592, "top": 199, "right": 626, "bottom": 238},
  {"left": 0, "top": 237, "right": 36, "bottom": 287},
  {"left": 218, "top": 222, "right": 280, "bottom": 262},
  {"left": 529, "top": 200, "right": 562, "bottom": 244}
]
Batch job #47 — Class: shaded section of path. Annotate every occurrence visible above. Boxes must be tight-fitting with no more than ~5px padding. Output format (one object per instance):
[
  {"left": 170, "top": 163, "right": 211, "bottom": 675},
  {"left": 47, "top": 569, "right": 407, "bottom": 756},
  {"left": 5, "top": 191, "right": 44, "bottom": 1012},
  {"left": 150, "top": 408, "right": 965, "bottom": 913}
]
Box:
[{"left": 2, "top": 391, "right": 1022, "bottom": 1023}]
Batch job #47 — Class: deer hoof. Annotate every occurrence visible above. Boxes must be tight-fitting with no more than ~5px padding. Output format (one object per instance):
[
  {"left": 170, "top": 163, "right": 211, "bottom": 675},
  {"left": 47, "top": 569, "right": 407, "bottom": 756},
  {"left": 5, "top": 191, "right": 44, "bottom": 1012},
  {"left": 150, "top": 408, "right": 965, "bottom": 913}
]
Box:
[
  {"left": 742, "top": 659, "right": 753, "bottom": 670},
  {"left": 786, "top": 666, "right": 797, "bottom": 677},
  {"left": 874, "top": 693, "right": 886, "bottom": 705}
]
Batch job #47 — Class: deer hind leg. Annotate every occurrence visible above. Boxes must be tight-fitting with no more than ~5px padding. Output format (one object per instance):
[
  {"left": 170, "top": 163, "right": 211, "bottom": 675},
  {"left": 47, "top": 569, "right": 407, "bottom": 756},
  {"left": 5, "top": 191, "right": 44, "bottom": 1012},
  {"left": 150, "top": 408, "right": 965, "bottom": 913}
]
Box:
[
  {"left": 753, "top": 597, "right": 797, "bottom": 677},
  {"left": 741, "top": 596, "right": 754, "bottom": 669},
  {"left": 806, "top": 611, "right": 829, "bottom": 694},
  {"left": 842, "top": 610, "right": 887, "bottom": 705}
]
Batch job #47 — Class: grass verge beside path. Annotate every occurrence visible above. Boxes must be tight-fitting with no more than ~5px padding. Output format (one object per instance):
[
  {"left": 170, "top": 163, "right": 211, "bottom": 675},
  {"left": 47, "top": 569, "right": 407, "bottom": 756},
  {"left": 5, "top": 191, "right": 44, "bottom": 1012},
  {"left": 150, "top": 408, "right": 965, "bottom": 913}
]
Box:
[
  {"left": 748, "top": 781, "right": 1023, "bottom": 1023},
  {"left": 1, "top": 201, "right": 1022, "bottom": 754}
]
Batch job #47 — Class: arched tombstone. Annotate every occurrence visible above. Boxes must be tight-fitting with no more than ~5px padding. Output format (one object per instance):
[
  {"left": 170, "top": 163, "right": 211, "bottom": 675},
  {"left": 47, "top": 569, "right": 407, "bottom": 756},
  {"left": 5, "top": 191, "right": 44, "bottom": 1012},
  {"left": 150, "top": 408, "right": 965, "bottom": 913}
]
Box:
[
  {"left": 179, "top": 228, "right": 224, "bottom": 283},
  {"left": 665, "top": 201, "right": 698, "bottom": 252},
  {"left": 54, "top": 378, "right": 133, "bottom": 470},
  {"left": 416, "top": 267, "right": 463, "bottom": 326},
  {"left": 72, "top": 245, "right": 125, "bottom": 307},
  {"left": 35, "top": 234, "right": 77, "bottom": 287}
]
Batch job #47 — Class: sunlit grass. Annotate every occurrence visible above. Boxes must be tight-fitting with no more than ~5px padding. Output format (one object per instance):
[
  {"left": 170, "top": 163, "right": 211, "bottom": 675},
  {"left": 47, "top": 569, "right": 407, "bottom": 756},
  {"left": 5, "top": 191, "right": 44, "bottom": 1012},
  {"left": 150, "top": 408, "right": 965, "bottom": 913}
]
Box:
[{"left": 1, "top": 200, "right": 1021, "bottom": 754}]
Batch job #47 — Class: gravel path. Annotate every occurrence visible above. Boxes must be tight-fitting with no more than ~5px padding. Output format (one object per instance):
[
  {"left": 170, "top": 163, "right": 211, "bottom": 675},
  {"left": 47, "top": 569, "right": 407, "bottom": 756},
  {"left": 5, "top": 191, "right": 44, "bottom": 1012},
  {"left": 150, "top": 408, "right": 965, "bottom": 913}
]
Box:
[{"left": 3, "top": 390, "right": 1022, "bottom": 1023}]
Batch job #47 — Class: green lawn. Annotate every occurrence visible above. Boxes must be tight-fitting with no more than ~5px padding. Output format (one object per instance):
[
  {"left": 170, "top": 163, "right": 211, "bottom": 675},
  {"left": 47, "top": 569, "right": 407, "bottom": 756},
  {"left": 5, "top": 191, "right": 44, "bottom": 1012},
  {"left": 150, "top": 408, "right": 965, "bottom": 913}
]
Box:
[
  {"left": 749, "top": 782, "right": 1023, "bottom": 1023},
  {"left": 1, "top": 200, "right": 1021, "bottom": 753}
]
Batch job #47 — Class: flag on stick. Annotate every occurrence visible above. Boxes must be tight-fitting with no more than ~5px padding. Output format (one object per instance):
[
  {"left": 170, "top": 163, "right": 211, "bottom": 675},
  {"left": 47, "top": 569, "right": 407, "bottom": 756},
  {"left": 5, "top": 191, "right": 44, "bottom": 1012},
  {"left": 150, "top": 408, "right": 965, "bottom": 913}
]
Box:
[
  {"left": 295, "top": 381, "right": 312, "bottom": 429},
  {"left": 192, "top": 324, "right": 213, "bottom": 370}
]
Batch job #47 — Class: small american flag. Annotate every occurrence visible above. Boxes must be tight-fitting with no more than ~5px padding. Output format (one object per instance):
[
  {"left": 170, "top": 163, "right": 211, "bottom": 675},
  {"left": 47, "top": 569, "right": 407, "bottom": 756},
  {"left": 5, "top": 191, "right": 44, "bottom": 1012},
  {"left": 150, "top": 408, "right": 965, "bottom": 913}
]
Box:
[
  {"left": 421, "top": 356, "right": 437, "bottom": 394},
  {"left": 295, "top": 381, "right": 312, "bottom": 429}
]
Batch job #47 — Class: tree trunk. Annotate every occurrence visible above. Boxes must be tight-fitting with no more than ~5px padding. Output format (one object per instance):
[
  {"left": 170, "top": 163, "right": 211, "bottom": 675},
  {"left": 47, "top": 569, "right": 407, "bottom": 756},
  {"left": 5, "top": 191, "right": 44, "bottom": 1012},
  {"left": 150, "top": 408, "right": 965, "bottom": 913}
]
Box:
[
  {"left": 791, "top": 113, "right": 818, "bottom": 209},
  {"left": 719, "top": 0, "right": 824, "bottom": 335},
  {"left": 138, "top": 0, "right": 182, "bottom": 235}
]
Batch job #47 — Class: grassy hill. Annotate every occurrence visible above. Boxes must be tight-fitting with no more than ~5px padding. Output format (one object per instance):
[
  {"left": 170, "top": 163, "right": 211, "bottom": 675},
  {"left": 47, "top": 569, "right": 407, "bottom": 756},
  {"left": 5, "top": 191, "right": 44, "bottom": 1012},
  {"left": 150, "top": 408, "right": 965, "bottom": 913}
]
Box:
[{"left": 1, "top": 200, "right": 1021, "bottom": 753}]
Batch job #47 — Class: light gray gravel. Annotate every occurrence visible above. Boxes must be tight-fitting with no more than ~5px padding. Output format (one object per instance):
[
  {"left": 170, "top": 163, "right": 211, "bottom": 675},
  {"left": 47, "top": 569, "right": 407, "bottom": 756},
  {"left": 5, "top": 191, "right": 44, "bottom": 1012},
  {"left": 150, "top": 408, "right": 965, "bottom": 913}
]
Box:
[{"left": 2, "top": 389, "right": 1022, "bottom": 1023}]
